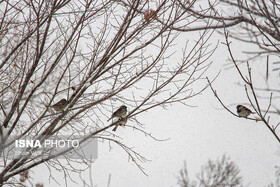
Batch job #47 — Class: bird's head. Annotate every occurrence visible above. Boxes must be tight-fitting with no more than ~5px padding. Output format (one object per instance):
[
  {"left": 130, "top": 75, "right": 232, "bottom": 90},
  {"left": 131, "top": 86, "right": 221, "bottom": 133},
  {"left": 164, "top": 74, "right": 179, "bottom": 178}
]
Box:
[
  {"left": 236, "top": 105, "right": 242, "bottom": 109},
  {"left": 59, "top": 99, "right": 67, "bottom": 104},
  {"left": 121, "top": 105, "right": 127, "bottom": 109}
]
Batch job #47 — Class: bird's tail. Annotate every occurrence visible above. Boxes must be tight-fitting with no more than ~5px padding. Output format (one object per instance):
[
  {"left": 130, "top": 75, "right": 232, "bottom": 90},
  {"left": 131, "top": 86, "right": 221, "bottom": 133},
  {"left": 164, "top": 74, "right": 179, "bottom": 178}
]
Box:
[{"left": 112, "top": 125, "right": 118, "bottom": 132}]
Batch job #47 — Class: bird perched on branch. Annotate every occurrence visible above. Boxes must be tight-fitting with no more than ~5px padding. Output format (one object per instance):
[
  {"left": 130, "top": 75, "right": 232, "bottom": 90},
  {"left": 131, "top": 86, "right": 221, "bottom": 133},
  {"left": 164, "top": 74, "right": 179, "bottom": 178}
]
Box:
[
  {"left": 49, "top": 99, "right": 68, "bottom": 111},
  {"left": 144, "top": 9, "right": 158, "bottom": 23},
  {"left": 236, "top": 105, "right": 254, "bottom": 118},
  {"left": 112, "top": 117, "right": 127, "bottom": 132},
  {"left": 107, "top": 105, "right": 127, "bottom": 122}
]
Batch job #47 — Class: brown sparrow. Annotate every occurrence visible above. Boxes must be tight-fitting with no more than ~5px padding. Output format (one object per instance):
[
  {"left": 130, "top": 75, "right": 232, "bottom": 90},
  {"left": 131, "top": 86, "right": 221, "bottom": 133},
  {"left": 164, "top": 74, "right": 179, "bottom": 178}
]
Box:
[
  {"left": 50, "top": 99, "right": 68, "bottom": 111},
  {"left": 144, "top": 9, "right": 158, "bottom": 23},
  {"left": 107, "top": 105, "right": 127, "bottom": 121},
  {"left": 236, "top": 105, "right": 254, "bottom": 118}
]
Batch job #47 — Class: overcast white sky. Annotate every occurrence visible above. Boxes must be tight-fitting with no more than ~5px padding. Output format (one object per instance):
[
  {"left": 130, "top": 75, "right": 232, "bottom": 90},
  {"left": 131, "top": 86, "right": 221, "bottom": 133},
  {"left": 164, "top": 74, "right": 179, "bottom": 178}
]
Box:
[{"left": 30, "top": 26, "right": 280, "bottom": 187}]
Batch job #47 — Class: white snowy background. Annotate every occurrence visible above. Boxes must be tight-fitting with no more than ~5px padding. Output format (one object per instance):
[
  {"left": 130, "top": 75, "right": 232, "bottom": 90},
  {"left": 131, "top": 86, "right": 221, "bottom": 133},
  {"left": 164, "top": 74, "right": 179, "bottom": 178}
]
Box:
[{"left": 30, "top": 29, "right": 280, "bottom": 187}]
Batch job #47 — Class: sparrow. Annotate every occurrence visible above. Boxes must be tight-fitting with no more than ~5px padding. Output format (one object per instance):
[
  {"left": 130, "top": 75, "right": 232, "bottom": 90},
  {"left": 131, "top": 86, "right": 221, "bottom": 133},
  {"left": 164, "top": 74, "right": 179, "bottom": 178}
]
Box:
[
  {"left": 112, "top": 117, "right": 127, "bottom": 132},
  {"left": 49, "top": 99, "right": 68, "bottom": 111},
  {"left": 144, "top": 9, "right": 158, "bottom": 23},
  {"left": 149, "top": 10, "right": 158, "bottom": 19},
  {"left": 107, "top": 105, "right": 127, "bottom": 122},
  {"left": 144, "top": 10, "right": 149, "bottom": 22},
  {"left": 236, "top": 105, "right": 254, "bottom": 118}
]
